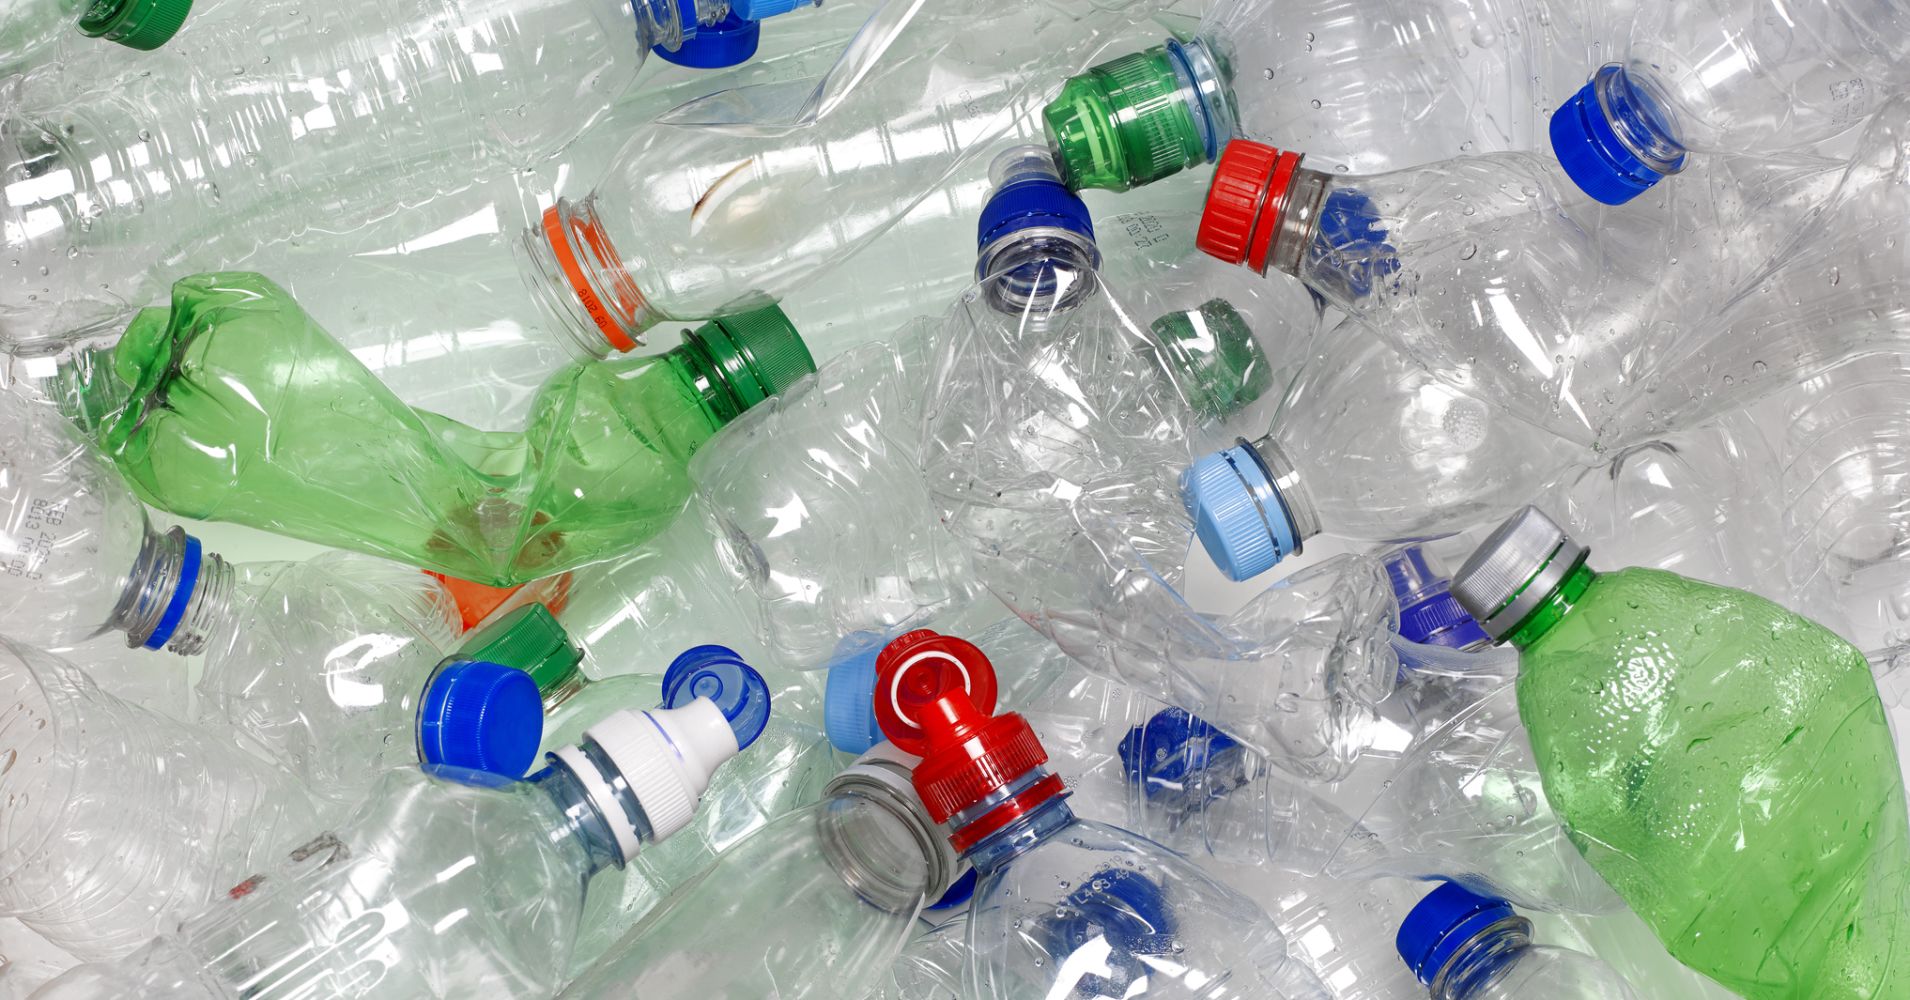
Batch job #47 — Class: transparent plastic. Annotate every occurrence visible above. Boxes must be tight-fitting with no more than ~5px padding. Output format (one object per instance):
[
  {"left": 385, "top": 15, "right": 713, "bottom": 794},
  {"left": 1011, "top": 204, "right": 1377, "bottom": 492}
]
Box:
[
  {"left": 0, "top": 0, "right": 80, "bottom": 72},
  {"left": 1265, "top": 876, "right": 1427, "bottom": 1000},
  {"left": 1408, "top": 905, "right": 1639, "bottom": 999},
  {"left": 0, "top": 640, "right": 316, "bottom": 961}
]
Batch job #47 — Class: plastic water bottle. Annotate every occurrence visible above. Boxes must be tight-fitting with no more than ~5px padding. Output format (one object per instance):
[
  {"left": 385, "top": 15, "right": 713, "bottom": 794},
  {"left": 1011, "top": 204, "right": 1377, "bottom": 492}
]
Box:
[
  {"left": 513, "top": 0, "right": 1169, "bottom": 354},
  {"left": 1395, "top": 882, "right": 1640, "bottom": 999},
  {"left": 1191, "top": 137, "right": 1684, "bottom": 446},
  {"left": 558, "top": 741, "right": 967, "bottom": 1000},
  {"left": 31, "top": 685, "right": 762, "bottom": 998},
  {"left": 1452, "top": 505, "right": 1910, "bottom": 999},
  {"left": 0, "top": 639, "right": 317, "bottom": 962},
  {"left": 865, "top": 629, "right": 1333, "bottom": 1000},
  {"left": 1042, "top": 0, "right": 1594, "bottom": 191},
  {"left": 67, "top": 273, "right": 813, "bottom": 586},
  {"left": 0, "top": 1, "right": 79, "bottom": 70},
  {"left": 1178, "top": 309, "right": 1576, "bottom": 581}
]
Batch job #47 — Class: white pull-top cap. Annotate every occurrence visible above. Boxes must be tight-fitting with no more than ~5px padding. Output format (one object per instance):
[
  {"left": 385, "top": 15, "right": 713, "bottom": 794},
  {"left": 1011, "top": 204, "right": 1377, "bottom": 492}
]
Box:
[{"left": 553, "top": 699, "right": 740, "bottom": 862}]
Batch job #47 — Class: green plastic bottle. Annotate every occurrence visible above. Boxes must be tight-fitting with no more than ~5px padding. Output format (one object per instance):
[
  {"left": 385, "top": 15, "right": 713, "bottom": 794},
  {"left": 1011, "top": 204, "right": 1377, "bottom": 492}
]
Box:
[
  {"left": 83, "top": 272, "right": 815, "bottom": 586},
  {"left": 1452, "top": 506, "right": 1910, "bottom": 1000}
]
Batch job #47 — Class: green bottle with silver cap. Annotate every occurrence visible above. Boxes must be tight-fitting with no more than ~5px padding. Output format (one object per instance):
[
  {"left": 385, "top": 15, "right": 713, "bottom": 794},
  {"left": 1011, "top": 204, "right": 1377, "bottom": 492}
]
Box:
[
  {"left": 78, "top": 272, "right": 815, "bottom": 586},
  {"left": 1451, "top": 505, "right": 1910, "bottom": 1000}
]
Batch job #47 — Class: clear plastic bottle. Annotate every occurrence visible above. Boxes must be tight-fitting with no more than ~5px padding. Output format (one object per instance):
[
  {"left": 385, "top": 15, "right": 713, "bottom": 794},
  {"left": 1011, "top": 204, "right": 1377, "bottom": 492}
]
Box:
[
  {"left": 558, "top": 741, "right": 966, "bottom": 1000},
  {"left": 1042, "top": 0, "right": 1595, "bottom": 190},
  {"left": 1394, "top": 882, "right": 1639, "bottom": 999},
  {"left": 862, "top": 629, "right": 1332, "bottom": 1000},
  {"left": 0, "top": 639, "right": 317, "bottom": 962},
  {"left": 513, "top": 0, "right": 1169, "bottom": 353},
  {"left": 1453, "top": 506, "right": 1910, "bottom": 999},
  {"left": 1179, "top": 311, "right": 1577, "bottom": 581},
  {"left": 0, "top": 0, "right": 80, "bottom": 71},
  {"left": 32, "top": 687, "right": 763, "bottom": 999}
]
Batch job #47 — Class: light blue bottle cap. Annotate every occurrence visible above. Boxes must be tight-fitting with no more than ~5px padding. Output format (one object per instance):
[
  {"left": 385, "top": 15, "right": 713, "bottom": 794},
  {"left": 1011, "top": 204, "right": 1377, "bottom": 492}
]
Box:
[
  {"left": 1181, "top": 443, "right": 1294, "bottom": 581},
  {"left": 655, "top": 12, "right": 760, "bottom": 68},
  {"left": 1396, "top": 881, "right": 1517, "bottom": 985},
  {"left": 416, "top": 660, "right": 543, "bottom": 778},
  {"left": 823, "top": 631, "right": 887, "bottom": 754},
  {"left": 1550, "top": 65, "right": 1685, "bottom": 206},
  {"left": 730, "top": 0, "right": 813, "bottom": 18},
  {"left": 662, "top": 644, "right": 771, "bottom": 751}
]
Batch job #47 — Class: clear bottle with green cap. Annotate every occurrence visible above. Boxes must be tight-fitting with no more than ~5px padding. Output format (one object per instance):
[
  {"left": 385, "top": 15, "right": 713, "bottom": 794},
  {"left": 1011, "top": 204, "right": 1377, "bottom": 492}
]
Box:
[
  {"left": 1040, "top": 0, "right": 1589, "bottom": 193},
  {"left": 65, "top": 271, "right": 815, "bottom": 586},
  {"left": 31, "top": 672, "right": 769, "bottom": 1000},
  {"left": 1451, "top": 505, "right": 1910, "bottom": 1000}
]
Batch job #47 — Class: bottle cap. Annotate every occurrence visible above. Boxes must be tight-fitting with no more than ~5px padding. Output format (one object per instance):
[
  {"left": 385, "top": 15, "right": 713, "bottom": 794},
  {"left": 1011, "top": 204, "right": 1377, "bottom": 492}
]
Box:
[
  {"left": 655, "top": 12, "right": 761, "bottom": 69},
  {"left": 1043, "top": 42, "right": 1208, "bottom": 193},
  {"left": 1396, "top": 881, "right": 1518, "bottom": 985},
  {"left": 823, "top": 631, "right": 888, "bottom": 754},
  {"left": 1198, "top": 140, "right": 1304, "bottom": 274},
  {"left": 1550, "top": 65, "right": 1684, "bottom": 206},
  {"left": 1385, "top": 547, "right": 1490, "bottom": 650},
  {"left": 730, "top": 0, "right": 814, "bottom": 18},
  {"left": 975, "top": 146, "right": 1096, "bottom": 263},
  {"left": 1040, "top": 866, "right": 1175, "bottom": 980},
  {"left": 1452, "top": 506, "right": 1587, "bottom": 641},
  {"left": 661, "top": 644, "right": 771, "bottom": 751},
  {"left": 457, "top": 603, "right": 581, "bottom": 695},
  {"left": 926, "top": 867, "right": 979, "bottom": 910},
  {"left": 1117, "top": 707, "right": 1241, "bottom": 797},
  {"left": 554, "top": 697, "right": 745, "bottom": 860},
  {"left": 1146, "top": 299, "right": 1274, "bottom": 421},
  {"left": 78, "top": 0, "right": 193, "bottom": 50},
  {"left": 415, "top": 660, "right": 544, "bottom": 778},
  {"left": 686, "top": 304, "right": 817, "bottom": 409},
  {"left": 1180, "top": 442, "right": 1295, "bottom": 581}
]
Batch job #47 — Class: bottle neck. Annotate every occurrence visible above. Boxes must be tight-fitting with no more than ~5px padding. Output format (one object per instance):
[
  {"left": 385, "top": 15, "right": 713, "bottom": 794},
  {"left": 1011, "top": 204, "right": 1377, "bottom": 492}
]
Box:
[
  {"left": 1503, "top": 559, "right": 1596, "bottom": 651},
  {"left": 962, "top": 792, "right": 1076, "bottom": 876},
  {"left": 517, "top": 197, "right": 655, "bottom": 362},
  {"left": 528, "top": 758, "right": 629, "bottom": 881},
  {"left": 1242, "top": 432, "right": 1324, "bottom": 550},
  {"left": 1264, "top": 165, "right": 1334, "bottom": 280},
  {"left": 976, "top": 231, "right": 1102, "bottom": 315},
  {"left": 673, "top": 330, "right": 764, "bottom": 427},
  {"left": 1428, "top": 915, "right": 1534, "bottom": 1000},
  {"left": 108, "top": 525, "right": 234, "bottom": 656}
]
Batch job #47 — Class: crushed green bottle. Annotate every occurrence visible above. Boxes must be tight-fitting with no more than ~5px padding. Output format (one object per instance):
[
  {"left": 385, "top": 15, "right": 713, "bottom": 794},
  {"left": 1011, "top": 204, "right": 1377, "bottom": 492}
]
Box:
[
  {"left": 88, "top": 272, "right": 814, "bottom": 586},
  {"left": 1454, "top": 507, "right": 1910, "bottom": 1000}
]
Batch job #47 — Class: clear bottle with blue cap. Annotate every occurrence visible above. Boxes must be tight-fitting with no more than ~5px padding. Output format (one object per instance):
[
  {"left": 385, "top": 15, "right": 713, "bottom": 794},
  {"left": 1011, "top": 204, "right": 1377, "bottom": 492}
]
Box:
[
  {"left": 1395, "top": 882, "right": 1639, "bottom": 999},
  {"left": 0, "top": 639, "right": 318, "bottom": 962},
  {"left": 31, "top": 665, "right": 766, "bottom": 999}
]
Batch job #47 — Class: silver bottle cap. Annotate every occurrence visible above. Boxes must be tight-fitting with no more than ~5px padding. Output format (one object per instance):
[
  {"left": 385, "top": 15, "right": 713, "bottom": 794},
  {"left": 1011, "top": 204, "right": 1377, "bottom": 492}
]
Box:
[{"left": 1452, "top": 506, "right": 1586, "bottom": 640}]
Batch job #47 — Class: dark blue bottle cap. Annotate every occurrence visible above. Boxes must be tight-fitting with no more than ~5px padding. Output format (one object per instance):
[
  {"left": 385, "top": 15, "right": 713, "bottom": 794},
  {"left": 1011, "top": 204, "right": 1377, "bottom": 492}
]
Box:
[
  {"left": 1040, "top": 867, "right": 1177, "bottom": 994},
  {"left": 1550, "top": 65, "right": 1684, "bottom": 206},
  {"left": 976, "top": 167, "right": 1095, "bottom": 256},
  {"left": 663, "top": 644, "right": 772, "bottom": 751},
  {"left": 654, "top": 12, "right": 761, "bottom": 69},
  {"left": 1117, "top": 707, "right": 1242, "bottom": 797},
  {"left": 416, "top": 660, "right": 543, "bottom": 778},
  {"left": 926, "top": 867, "right": 979, "bottom": 910},
  {"left": 823, "top": 631, "right": 886, "bottom": 754},
  {"left": 1314, "top": 186, "right": 1399, "bottom": 299},
  {"left": 1385, "top": 546, "right": 1490, "bottom": 650},
  {"left": 1396, "top": 881, "right": 1518, "bottom": 985}
]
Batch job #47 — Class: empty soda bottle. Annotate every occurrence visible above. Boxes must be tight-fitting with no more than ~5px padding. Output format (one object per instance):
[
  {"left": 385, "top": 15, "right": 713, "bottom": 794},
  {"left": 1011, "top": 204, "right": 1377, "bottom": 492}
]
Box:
[
  {"left": 32, "top": 684, "right": 764, "bottom": 998},
  {"left": 1395, "top": 882, "right": 1640, "bottom": 999},
  {"left": 70, "top": 272, "right": 813, "bottom": 585},
  {"left": 0, "top": 639, "right": 316, "bottom": 961},
  {"left": 868, "top": 629, "right": 1332, "bottom": 1000},
  {"left": 1453, "top": 505, "right": 1910, "bottom": 998}
]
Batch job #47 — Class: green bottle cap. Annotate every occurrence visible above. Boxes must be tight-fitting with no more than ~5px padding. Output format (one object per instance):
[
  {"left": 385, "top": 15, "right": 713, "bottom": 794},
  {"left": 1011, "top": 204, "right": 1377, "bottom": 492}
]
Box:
[
  {"left": 78, "top": 0, "right": 194, "bottom": 50},
  {"left": 1043, "top": 43, "right": 1208, "bottom": 193},
  {"left": 457, "top": 602, "right": 581, "bottom": 696},
  {"left": 689, "top": 303, "right": 818, "bottom": 410},
  {"left": 1147, "top": 299, "right": 1274, "bottom": 421}
]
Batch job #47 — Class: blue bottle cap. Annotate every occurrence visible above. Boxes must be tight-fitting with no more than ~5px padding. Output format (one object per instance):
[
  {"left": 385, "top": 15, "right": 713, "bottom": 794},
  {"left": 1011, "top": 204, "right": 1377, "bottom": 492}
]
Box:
[
  {"left": 926, "top": 867, "right": 979, "bottom": 911},
  {"left": 976, "top": 158, "right": 1095, "bottom": 257},
  {"left": 823, "top": 631, "right": 886, "bottom": 754},
  {"left": 654, "top": 12, "right": 760, "bottom": 68},
  {"left": 1117, "top": 707, "right": 1242, "bottom": 796},
  {"left": 1315, "top": 187, "right": 1399, "bottom": 298},
  {"left": 416, "top": 660, "right": 543, "bottom": 778},
  {"left": 662, "top": 644, "right": 772, "bottom": 751},
  {"left": 1385, "top": 546, "right": 1491, "bottom": 650},
  {"left": 1041, "top": 867, "right": 1177, "bottom": 993},
  {"left": 1181, "top": 443, "right": 1293, "bottom": 581},
  {"left": 1550, "top": 66, "right": 1684, "bottom": 206},
  {"left": 730, "top": 0, "right": 813, "bottom": 18},
  {"left": 1395, "top": 881, "right": 1518, "bottom": 985}
]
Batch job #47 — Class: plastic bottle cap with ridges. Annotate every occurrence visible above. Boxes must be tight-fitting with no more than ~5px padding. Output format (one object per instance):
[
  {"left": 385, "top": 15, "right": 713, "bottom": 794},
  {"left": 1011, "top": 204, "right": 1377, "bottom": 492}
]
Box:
[
  {"left": 1181, "top": 443, "right": 1292, "bottom": 581},
  {"left": 1147, "top": 299, "right": 1274, "bottom": 421},
  {"left": 1198, "top": 140, "right": 1304, "bottom": 274},
  {"left": 661, "top": 644, "right": 771, "bottom": 752},
  {"left": 555, "top": 698, "right": 739, "bottom": 860},
  {"left": 1549, "top": 65, "right": 1684, "bottom": 206},
  {"left": 688, "top": 304, "right": 817, "bottom": 409},
  {"left": 655, "top": 12, "right": 761, "bottom": 69},
  {"left": 1396, "top": 881, "right": 1519, "bottom": 985},
  {"left": 1043, "top": 43, "right": 1206, "bottom": 193},
  {"left": 456, "top": 602, "right": 580, "bottom": 696},
  {"left": 823, "top": 631, "right": 888, "bottom": 754},
  {"left": 415, "top": 660, "right": 544, "bottom": 778},
  {"left": 1452, "top": 505, "right": 1587, "bottom": 640},
  {"left": 78, "top": 0, "right": 193, "bottom": 49}
]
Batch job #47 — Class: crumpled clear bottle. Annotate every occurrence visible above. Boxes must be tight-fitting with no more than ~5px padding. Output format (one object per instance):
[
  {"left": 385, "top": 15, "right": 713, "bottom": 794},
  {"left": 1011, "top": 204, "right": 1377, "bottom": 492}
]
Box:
[
  {"left": 558, "top": 740, "right": 966, "bottom": 1000},
  {"left": 32, "top": 680, "right": 766, "bottom": 999},
  {"left": 0, "top": 639, "right": 317, "bottom": 962},
  {"left": 0, "top": 0, "right": 79, "bottom": 71},
  {"left": 1395, "top": 882, "right": 1640, "bottom": 999},
  {"left": 864, "top": 629, "right": 1332, "bottom": 1000}
]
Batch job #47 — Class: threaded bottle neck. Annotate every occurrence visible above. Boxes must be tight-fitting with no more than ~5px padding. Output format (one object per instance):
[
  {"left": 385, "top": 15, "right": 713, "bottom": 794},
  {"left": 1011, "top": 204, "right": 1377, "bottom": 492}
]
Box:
[
  {"left": 1503, "top": 559, "right": 1595, "bottom": 651},
  {"left": 109, "top": 525, "right": 234, "bottom": 655},
  {"left": 1429, "top": 915, "right": 1533, "bottom": 1000}
]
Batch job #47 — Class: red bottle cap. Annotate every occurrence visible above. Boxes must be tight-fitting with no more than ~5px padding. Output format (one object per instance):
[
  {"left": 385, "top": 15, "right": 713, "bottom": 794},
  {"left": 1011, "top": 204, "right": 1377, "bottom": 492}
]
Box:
[
  {"left": 873, "top": 630, "right": 1066, "bottom": 853},
  {"left": 1197, "top": 140, "right": 1305, "bottom": 274}
]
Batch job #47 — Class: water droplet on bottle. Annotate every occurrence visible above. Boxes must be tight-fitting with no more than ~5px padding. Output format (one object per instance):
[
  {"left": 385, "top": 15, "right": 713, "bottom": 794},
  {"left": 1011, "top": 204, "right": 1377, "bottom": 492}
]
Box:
[
  {"left": 1262, "top": 68, "right": 1274, "bottom": 80},
  {"left": 1309, "top": 99, "right": 1321, "bottom": 109},
  {"left": 1458, "top": 242, "right": 1477, "bottom": 261}
]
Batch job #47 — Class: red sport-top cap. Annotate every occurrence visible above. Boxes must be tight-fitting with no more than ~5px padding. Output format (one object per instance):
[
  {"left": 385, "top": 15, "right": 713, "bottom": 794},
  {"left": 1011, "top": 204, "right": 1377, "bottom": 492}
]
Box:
[
  {"left": 873, "top": 630, "right": 1063, "bottom": 850},
  {"left": 1198, "top": 140, "right": 1304, "bottom": 274}
]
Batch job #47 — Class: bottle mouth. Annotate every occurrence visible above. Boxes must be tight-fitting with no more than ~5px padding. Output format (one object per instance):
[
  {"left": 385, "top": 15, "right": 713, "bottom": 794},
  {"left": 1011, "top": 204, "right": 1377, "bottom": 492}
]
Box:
[
  {"left": 521, "top": 200, "right": 653, "bottom": 358},
  {"left": 109, "top": 527, "right": 232, "bottom": 655},
  {"left": 822, "top": 750, "right": 962, "bottom": 913}
]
